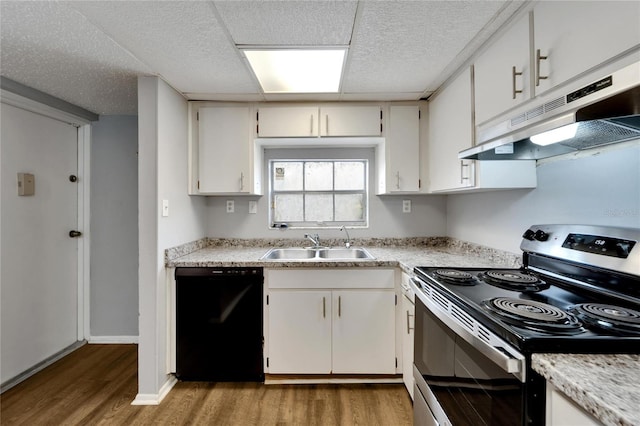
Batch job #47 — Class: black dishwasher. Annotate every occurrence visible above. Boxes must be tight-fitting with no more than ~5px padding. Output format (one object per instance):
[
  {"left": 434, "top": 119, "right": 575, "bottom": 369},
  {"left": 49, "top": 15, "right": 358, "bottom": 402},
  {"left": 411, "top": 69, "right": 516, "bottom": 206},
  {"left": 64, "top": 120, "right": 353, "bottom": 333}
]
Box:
[{"left": 175, "top": 267, "right": 264, "bottom": 381}]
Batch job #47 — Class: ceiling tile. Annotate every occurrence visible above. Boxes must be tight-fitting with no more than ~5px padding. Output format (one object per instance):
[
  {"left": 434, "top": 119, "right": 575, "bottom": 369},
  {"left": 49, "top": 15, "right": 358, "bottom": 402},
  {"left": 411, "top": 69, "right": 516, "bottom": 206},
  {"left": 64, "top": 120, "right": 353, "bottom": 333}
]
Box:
[
  {"left": 214, "top": 1, "right": 358, "bottom": 46},
  {"left": 67, "top": 1, "right": 259, "bottom": 96},
  {"left": 343, "top": 1, "right": 507, "bottom": 95},
  {"left": 0, "top": 1, "right": 151, "bottom": 115}
]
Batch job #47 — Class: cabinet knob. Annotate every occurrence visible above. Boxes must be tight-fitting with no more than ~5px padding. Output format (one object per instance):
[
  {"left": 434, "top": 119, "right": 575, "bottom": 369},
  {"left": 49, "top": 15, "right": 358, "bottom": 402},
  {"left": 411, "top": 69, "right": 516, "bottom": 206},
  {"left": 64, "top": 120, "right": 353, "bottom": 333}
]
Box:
[{"left": 69, "top": 230, "right": 82, "bottom": 238}]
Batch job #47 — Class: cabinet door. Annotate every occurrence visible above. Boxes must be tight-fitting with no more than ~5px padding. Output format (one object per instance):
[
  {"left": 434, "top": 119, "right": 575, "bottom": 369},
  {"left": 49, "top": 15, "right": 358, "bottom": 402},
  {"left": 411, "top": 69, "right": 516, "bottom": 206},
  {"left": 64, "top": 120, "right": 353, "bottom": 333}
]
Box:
[
  {"left": 428, "top": 67, "right": 475, "bottom": 192},
  {"left": 257, "top": 106, "right": 319, "bottom": 137},
  {"left": 533, "top": 1, "right": 640, "bottom": 95},
  {"left": 401, "top": 293, "right": 415, "bottom": 399},
  {"left": 267, "top": 291, "right": 332, "bottom": 374},
  {"left": 198, "top": 106, "right": 251, "bottom": 193},
  {"left": 475, "top": 13, "right": 531, "bottom": 125},
  {"left": 385, "top": 105, "right": 420, "bottom": 193},
  {"left": 319, "top": 106, "right": 382, "bottom": 137},
  {"left": 332, "top": 290, "right": 396, "bottom": 374}
]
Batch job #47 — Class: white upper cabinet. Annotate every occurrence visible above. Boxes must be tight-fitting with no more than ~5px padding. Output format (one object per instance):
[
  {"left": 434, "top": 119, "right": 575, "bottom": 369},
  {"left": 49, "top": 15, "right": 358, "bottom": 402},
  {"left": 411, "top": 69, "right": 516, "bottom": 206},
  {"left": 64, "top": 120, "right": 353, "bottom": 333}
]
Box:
[
  {"left": 474, "top": 13, "right": 531, "bottom": 126},
  {"left": 428, "top": 67, "right": 476, "bottom": 192},
  {"left": 319, "top": 106, "right": 382, "bottom": 137},
  {"left": 428, "top": 67, "right": 537, "bottom": 193},
  {"left": 256, "top": 104, "right": 382, "bottom": 138},
  {"left": 197, "top": 105, "right": 259, "bottom": 195},
  {"left": 533, "top": 1, "right": 640, "bottom": 96},
  {"left": 379, "top": 105, "right": 421, "bottom": 194},
  {"left": 256, "top": 106, "right": 319, "bottom": 138}
]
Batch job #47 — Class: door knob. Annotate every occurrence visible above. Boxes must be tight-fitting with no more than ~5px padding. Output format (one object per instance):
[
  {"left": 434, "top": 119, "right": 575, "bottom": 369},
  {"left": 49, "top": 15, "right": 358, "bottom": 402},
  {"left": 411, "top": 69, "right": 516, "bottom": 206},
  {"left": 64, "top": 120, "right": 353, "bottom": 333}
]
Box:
[{"left": 69, "top": 230, "right": 82, "bottom": 238}]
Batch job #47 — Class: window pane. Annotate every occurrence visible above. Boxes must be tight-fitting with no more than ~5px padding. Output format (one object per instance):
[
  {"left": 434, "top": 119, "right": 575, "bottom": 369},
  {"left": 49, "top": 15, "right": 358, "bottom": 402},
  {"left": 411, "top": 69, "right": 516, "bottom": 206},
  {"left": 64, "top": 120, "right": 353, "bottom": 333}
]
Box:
[
  {"left": 273, "top": 162, "right": 303, "bottom": 191},
  {"left": 305, "top": 162, "right": 333, "bottom": 190},
  {"left": 335, "top": 194, "right": 364, "bottom": 221},
  {"left": 305, "top": 194, "right": 333, "bottom": 222},
  {"left": 274, "top": 194, "right": 303, "bottom": 221},
  {"left": 335, "top": 161, "right": 365, "bottom": 190}
]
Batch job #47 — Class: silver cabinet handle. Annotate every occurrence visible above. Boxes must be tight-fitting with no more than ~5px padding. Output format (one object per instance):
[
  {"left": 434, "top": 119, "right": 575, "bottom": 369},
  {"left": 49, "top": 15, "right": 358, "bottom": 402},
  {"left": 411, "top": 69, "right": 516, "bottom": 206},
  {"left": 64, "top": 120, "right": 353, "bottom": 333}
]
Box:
[
  {"left": 325, "top": 114, "right": 329, "bottom": 135},
  {"left": 406, "top": 310, "right": 414, "bottom": 334},
  {"left": 512, "top": 66, "right": 523, "bottom": 99},
  {"left": 460, "top": 160, "right": 470, "bottom": 184},
  {"left": 322, "top": 297, "right": 326, "bottom": 318},
  {"left": 338, "top": 295, "right": 341, "bottom": 317},
  {"left": 310, "top": 114, "right": 314, "bottom": 135},
  {"left": 396, "top": 171, "right": 401, "bottom": 190},
  {"left": 240, "top": 172, "right": 245, "bottom": 191},
  {"left": 535, "top": 49, "right": 548, "bottom": 87}
]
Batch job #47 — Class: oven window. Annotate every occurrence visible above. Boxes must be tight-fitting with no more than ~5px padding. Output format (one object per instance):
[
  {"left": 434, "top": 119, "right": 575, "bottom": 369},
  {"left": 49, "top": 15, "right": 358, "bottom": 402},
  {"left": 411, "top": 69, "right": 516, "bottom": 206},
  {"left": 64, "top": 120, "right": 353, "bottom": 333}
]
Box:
[{"left": 414, "top": 298, "right": 524, "bottom": 425}]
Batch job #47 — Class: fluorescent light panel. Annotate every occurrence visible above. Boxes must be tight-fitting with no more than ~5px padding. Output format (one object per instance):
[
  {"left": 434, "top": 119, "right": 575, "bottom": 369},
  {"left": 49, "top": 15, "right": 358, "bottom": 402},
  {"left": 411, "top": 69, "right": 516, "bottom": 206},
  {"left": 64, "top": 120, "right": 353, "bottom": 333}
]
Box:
[
  {"left": 243, "top": 49, "right": 346, "bottom": 93},
  {"left": 530, "top": 123, "right": 579, "bottom": 146}
]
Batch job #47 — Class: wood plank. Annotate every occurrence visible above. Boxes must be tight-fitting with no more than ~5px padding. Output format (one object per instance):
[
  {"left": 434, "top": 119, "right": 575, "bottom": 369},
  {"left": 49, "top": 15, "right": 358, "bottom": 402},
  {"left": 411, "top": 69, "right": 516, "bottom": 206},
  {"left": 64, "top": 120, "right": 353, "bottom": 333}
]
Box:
[{"left": 0, "top": 344, "right": 413, "bottom": 425}]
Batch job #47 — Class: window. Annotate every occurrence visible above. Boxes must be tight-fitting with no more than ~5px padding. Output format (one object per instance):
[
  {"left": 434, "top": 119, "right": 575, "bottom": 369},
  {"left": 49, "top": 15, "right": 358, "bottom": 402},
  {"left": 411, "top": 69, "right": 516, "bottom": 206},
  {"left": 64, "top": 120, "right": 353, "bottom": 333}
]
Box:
[{"left": 269, "top": 159, "right": 368, "bottom": 228}]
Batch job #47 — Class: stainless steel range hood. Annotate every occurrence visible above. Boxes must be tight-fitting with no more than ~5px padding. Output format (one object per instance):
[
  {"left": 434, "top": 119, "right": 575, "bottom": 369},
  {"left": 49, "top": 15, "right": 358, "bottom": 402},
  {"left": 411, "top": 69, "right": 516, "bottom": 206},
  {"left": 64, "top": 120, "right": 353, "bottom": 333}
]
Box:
[{"left": 460, "top": 57, "right": 640, "bottom": 160}]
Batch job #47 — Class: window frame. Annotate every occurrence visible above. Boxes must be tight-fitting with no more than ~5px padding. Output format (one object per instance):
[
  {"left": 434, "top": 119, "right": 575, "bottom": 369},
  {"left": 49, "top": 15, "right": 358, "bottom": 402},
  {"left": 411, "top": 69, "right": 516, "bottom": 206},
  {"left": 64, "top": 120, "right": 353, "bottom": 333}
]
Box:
[{"left": 268, "top": 159, "right": 369, "bottom": 229}]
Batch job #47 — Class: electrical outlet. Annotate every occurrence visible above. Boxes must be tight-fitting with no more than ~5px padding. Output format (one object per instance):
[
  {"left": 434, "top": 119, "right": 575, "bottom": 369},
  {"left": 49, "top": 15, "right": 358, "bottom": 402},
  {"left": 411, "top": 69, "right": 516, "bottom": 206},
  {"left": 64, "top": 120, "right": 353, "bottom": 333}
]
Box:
[
  {"left": 162, "top": 199, "right": 169, "bottom": 217},
  {"left": 226, "top": 200, "right": 235, "bottom": 213},
  {"left": 402, "top": 199, "right": 411, "bottom": 213},
  {"left": 249, "top": 201, "right": 257, "bottom": 214}
]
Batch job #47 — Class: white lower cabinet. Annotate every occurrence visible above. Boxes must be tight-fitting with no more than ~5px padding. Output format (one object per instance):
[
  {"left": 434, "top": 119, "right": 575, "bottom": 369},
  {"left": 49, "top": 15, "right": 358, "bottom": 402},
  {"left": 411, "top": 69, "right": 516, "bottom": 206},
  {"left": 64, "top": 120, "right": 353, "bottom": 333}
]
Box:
[
  {"left": 401, "top": 275, "right": 415, "bottom": 399},
  {"left": 266, "top": 268, "right": 397, "bottom": 375},
  {"left": 267, "top": 291, "right": 332, "bottom": 374},
  {"left": 546, "top": 382, "right": 602, "bottom": 426}
]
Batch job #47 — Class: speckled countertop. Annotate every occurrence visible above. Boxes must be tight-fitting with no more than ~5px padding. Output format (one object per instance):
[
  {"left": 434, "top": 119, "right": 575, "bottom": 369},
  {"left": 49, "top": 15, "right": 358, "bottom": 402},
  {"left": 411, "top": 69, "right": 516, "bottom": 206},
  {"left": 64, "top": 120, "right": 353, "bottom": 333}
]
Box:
[
  {"left": 532, "top": 353, "right": 640, "bottom": 426},
  {"left": 165, "top": 237, "right": 522, "bottom": 273}
]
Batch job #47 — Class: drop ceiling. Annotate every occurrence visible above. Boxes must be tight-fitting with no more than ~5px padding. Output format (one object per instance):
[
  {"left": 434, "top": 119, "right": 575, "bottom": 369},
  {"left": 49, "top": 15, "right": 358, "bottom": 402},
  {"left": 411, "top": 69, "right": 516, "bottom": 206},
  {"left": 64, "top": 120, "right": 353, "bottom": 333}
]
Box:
[{"left": 0, "top": 1, "right": 524, "bottom": 116}]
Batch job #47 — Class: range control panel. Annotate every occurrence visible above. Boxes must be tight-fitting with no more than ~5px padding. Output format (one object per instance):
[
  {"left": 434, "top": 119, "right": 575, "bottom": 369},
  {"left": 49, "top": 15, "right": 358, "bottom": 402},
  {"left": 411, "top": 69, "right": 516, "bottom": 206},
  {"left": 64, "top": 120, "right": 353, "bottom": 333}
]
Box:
[
  {"left": 520, "top": 224, "right": 640, "bottom": 277},
  {"left": 562, "top": 233, "right": 636, "bottom": 258}
]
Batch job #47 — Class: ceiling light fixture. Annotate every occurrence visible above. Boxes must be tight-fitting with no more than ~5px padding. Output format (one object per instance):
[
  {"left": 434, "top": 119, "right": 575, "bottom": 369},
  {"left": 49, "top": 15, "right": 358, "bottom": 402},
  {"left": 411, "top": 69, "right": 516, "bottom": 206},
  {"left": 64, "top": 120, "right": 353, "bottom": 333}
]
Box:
[
  {"left": 530, "top": 123, "right": 580, "bottom": 146},
  {"left": 241, "top": 48, "right": 347, "bottom": 94}
]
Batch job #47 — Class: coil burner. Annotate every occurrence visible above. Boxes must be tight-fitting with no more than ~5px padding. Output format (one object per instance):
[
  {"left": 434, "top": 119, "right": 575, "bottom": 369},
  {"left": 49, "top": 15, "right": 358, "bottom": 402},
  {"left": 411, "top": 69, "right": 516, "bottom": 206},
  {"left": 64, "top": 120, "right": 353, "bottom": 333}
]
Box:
[
  {"left": 478, "top": 270, "right": 550, "bottom": 292},
  {"left": 569, "top": 303, "right": 640, "bottom": 336},
  {"left": 431, "top": 269, "right": 476, "bottom": 286},
  {"left": 483, "top": 297, "right": 584, "bottom": 334}
]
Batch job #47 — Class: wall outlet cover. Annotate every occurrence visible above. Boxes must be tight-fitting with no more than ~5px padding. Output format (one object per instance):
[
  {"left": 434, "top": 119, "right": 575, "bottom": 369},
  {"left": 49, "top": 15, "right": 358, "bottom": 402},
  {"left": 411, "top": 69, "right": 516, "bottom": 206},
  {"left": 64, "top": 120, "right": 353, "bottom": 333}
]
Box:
[
  {"left": 402, "top": 199, "right": 411, "bottom": 213},
  {"left": 226, "top": 200, "right": 235, "bottom": 213},
  {"left": 249, "top": 201, "right": 258, "bottom": 214}
]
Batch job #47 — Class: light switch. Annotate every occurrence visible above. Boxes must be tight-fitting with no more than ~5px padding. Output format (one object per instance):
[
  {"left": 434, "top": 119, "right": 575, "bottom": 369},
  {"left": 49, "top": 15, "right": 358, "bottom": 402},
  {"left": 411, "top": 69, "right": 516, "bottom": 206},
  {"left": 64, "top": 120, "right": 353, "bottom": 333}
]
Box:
[
  {"left": 249, "top": 201, "right": 257, "bottom": 214},
  {"left": 226, "top": 200, "right": 235, "bottom": 213},
  {"left": 402, "top": 199, "right": 411, "bottom": 213},
  {"left": 17, "top": 173, "right": 35, "bottom": 196},
  {"left": 162, "top": 199, "right": 169, "bottom": 217}
]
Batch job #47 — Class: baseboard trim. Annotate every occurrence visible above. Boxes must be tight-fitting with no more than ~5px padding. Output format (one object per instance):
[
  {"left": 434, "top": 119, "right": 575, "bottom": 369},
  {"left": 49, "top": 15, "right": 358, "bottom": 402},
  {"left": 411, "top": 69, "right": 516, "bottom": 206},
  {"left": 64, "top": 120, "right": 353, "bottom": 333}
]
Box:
[
  {"left": 0, "top": 340, "right": 87, "bottom": 393},
  {"left": 131, "top": 375, "right": 178, "bottom": 405},
  {"left": 88, "top": 335, "right": 139, "bottom": 344}
]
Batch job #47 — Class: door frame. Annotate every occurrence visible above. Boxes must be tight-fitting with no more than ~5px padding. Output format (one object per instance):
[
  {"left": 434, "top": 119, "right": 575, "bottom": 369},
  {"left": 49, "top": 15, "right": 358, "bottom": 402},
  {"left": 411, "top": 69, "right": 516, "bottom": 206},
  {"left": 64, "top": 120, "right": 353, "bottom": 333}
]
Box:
[{"left": 1, "top": 89, "right": 92, "bottom": 342}]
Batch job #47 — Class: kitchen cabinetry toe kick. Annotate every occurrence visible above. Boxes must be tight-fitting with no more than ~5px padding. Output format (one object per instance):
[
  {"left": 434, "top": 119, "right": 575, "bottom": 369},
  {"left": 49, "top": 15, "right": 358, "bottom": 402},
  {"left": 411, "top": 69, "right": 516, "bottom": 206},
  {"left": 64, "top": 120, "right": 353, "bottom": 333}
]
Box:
[{"left": 265, "top": 374, "right": 403, "bottom": 385}]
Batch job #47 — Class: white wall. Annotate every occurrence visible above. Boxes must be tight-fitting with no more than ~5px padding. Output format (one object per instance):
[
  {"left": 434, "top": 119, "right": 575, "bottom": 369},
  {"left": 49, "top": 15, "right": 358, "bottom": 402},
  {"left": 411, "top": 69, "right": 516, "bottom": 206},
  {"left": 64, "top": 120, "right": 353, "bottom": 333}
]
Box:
[
  {"left": 137, "top": 77, "right": 207, "bottom": 402},
  {"left": 206, "top": 148, "right": 447, "bottom": 239},
  {"left": 90, "top": 115, "right": 138, "bottom": 339},
  {"left": 446, "top": 141, "right": 640, "bottom": 254}
]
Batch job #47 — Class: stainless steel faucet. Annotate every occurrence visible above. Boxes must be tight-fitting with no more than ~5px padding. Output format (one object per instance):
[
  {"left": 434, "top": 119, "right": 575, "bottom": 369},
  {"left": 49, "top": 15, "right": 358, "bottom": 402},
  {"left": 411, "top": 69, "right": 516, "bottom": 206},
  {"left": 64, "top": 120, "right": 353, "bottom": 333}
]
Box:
[
  {"left": 340, "top": 226, "right": 351, "bottom": 249},
  {"left": 304, "top": 233, "right": 322, "bottom": 248}
]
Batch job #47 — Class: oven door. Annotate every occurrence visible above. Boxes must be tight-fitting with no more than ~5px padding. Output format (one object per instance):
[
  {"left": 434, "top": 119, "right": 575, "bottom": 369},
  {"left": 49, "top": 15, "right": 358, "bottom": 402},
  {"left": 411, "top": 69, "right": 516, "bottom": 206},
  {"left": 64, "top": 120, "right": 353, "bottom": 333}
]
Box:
[{"left": 413, "top": 292, "right": 528, "bottom": 426}]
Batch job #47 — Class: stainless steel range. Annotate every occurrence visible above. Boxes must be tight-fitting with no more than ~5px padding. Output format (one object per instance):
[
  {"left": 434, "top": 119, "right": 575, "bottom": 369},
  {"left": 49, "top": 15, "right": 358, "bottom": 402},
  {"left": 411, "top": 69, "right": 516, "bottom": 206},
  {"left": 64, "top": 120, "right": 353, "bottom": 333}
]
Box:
[{"left": 411, "top": 224, "right": 640, "bottom": 426}]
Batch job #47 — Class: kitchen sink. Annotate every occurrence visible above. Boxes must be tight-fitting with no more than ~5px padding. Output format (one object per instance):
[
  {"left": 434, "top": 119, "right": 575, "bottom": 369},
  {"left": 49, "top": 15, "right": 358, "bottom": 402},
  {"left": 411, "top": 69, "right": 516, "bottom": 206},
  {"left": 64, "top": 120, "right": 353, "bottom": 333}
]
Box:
[
  {"left": 260, "top": 247, "right": 375, "bottom": 261},
  {"left": 317, "top": 248, "right": 374, "bottom": 260}
]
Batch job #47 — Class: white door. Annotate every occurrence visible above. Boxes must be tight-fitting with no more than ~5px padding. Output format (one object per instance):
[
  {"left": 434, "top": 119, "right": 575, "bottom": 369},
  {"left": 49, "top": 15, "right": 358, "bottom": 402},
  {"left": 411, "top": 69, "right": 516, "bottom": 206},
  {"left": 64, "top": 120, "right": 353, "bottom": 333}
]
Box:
[
  {"left": 332, "top": 290, "right": 396, "bottom": 374},
  {"left": 1, "top": 103, "right": 79, "bottom": 384},
  {"left": 267, "top": 291, "right": 332, "bottom": 374}
]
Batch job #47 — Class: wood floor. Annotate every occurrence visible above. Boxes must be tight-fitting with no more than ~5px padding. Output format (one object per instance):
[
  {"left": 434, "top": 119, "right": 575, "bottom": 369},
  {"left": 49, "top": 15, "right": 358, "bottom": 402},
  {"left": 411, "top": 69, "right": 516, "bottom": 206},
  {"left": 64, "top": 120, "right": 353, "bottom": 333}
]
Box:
[{"left": 0, "top": 344, "right": 413, "bottom": 425}]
